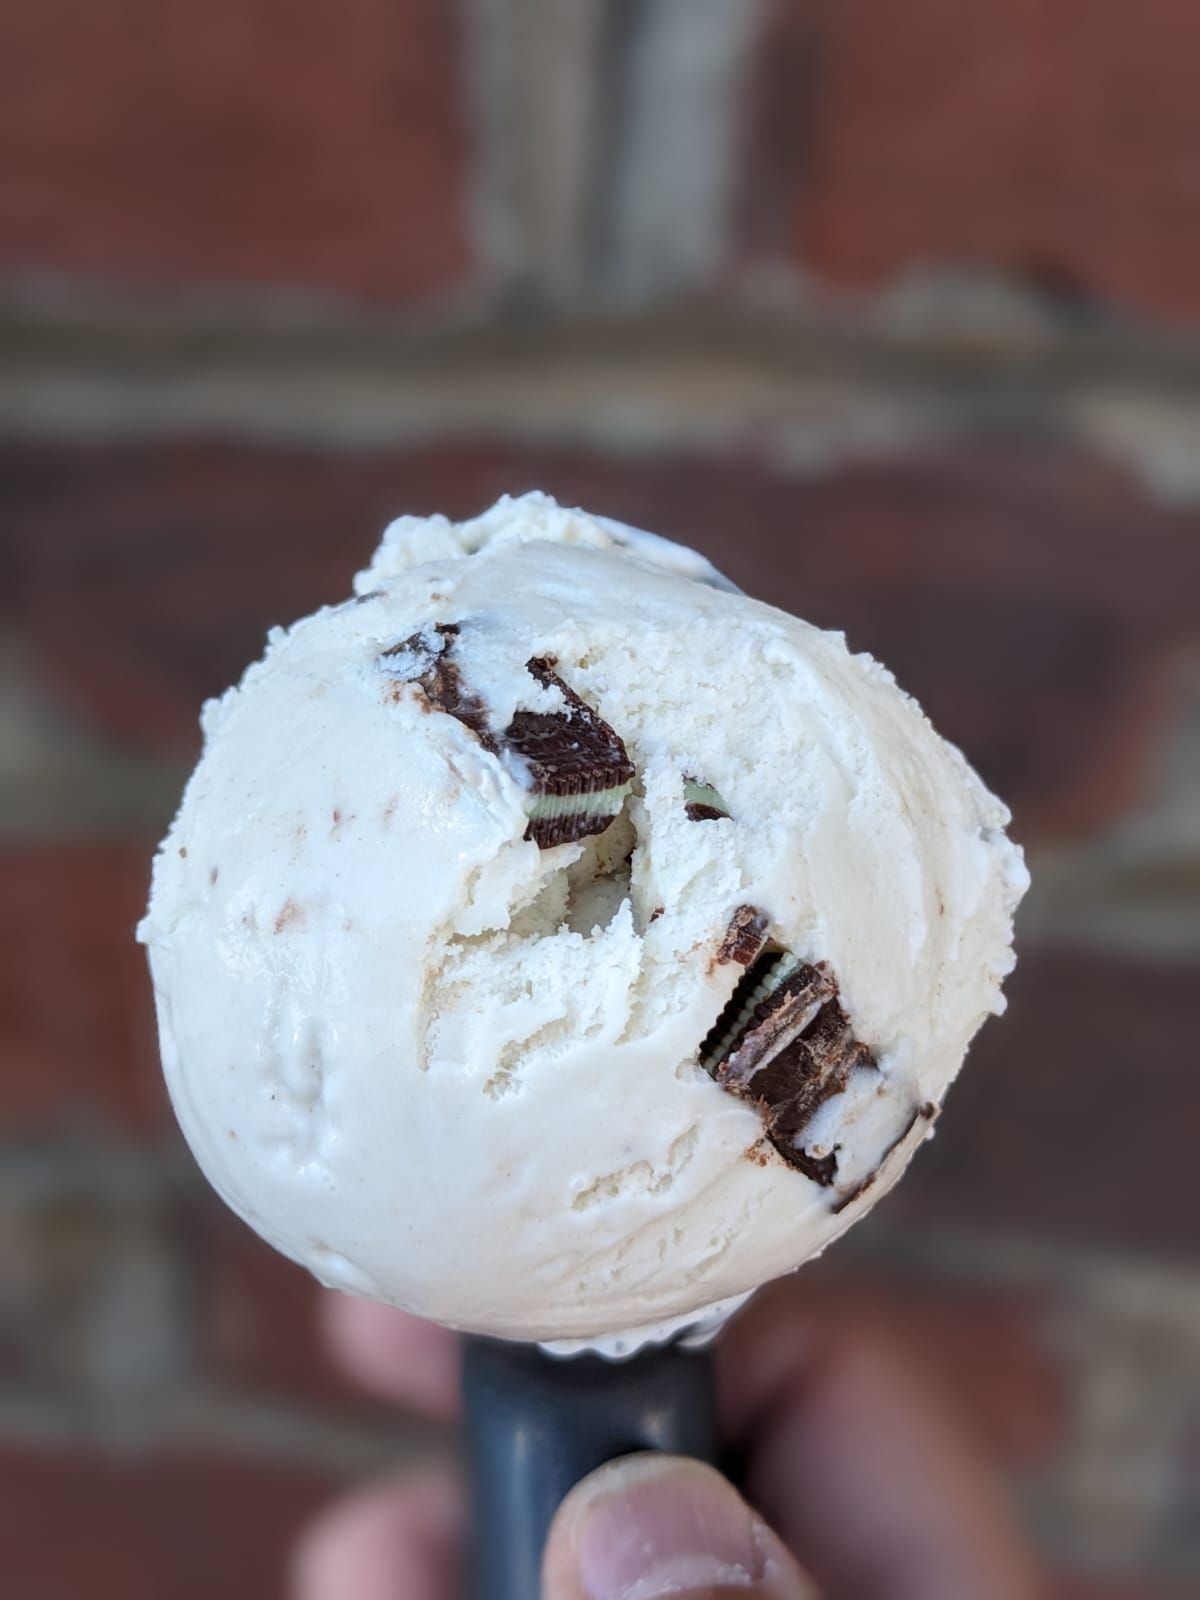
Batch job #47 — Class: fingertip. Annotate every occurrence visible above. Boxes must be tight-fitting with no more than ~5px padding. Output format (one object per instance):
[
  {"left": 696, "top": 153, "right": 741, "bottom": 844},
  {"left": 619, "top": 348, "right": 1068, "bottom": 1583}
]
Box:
[
  {"left": 318, "top": 1292, "right": 460, "bottom": 1419},
  {"left": 743, "top": 1321, "right": 1041, "bottom": 1600},
  {"left": 542, "top": 1453, "right": 817, "bottom": 1599},
  {"left": 291, "top": 1473, "right": 460, "bottom": 1600},
  {"left": 716, "top": 1277, "right": 822, "bottom": 1440},
  {"left": 291, "top": 1488, "right": 387, "bottom": 1600}
]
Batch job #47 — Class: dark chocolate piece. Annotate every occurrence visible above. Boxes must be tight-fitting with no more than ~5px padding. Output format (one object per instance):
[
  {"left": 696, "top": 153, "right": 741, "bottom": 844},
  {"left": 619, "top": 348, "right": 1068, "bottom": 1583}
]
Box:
[
  {"left": 382, "top": 636, "right": 635, "bottom": 849},
  {"left": 700, "top": 912, "right": 877, "bottom": 1182},
  {"left": 766, "top": 1003, "right": 873, "bottom": 1122},
  {"left": 381, "top": 624, "right": 497, "bottom": 752},
  {"left": 790, "top": 1148, "right": 840, "bottom": 1187},
  {"left": 709, "top": 962, "right": 838, "bottom": 1086},
  {"left": 683, "top": 775, "right": 731, "bottom": 823},
  {"left": 505, "top": 658, "right": 635, "bottom": 849}
]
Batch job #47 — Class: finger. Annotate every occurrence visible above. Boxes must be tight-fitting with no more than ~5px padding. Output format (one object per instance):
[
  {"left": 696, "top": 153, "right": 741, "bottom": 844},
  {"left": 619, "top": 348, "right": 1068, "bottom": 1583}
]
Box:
[
  {"left": 720, "top": 1288, "right": 1039, "bottom": 1600},
  {"left": 542, "top": 1453, "right": 821, "bottom": 1599},
  {"left": 720, "top": 1272, "right": 1059, "bottom": 1471},
  {"left": 291, "top": 1470, "right": 461, "bottom": 1600},
  {"left": 319, "top": 1291, "right": 460, "bottom": 1421}
]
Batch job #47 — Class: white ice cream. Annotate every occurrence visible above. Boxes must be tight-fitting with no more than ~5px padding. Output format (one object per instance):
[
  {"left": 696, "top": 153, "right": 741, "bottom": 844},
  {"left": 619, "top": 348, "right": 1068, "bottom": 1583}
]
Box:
[{"left": 140, "top": 493, "right": 1027, "bottom": 1345}]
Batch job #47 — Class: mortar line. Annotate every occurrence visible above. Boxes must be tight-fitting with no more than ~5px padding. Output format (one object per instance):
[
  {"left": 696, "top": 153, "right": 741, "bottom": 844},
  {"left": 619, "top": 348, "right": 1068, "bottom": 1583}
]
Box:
[{"left": 0, "top": 1383, "right": 449, "bottom": 1477}]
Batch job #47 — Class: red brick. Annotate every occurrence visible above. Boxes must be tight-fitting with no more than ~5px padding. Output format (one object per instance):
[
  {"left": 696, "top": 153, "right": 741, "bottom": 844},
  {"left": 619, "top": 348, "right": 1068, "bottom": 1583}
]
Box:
[
  {"left": 0, "top": 841, "right": 169, "bottom": 1138},
  {"left": 0, "top": 0, "right": 468, "bottom": 302},
  {"left": 0, "top": 1443, "right": 337, "bottom": 1600},
  {"left": 7, "top": 1177, "right": 186, "bottom": 1395},
  {"left": 191, "top": 1189, "right": 368, "bottom": 1410},
  {"left": 1050, "top": 1579, "right": 1194, "bottom": 1600},
  {"left": 8, "top": 440, "right": 1196, "bottom": 844},
  {"left": 750, "top": 0, "right": 1200, "bottom": 320},
  {"left": 890, "top": 950, "right": 1200, "bottom": 1256}
]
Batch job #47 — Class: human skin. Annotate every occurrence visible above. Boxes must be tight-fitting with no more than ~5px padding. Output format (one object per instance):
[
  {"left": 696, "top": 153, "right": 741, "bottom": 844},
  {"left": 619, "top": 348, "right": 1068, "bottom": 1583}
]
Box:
[{"left": 291, "top": 1277, "right": 1042, "bottom": 1599}]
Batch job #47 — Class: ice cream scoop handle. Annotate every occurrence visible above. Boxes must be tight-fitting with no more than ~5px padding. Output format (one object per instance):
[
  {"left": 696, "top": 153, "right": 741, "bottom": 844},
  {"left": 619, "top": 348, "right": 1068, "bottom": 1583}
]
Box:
[{"left": 462, "top": 1335, "right": 719, "bottom": 1600}]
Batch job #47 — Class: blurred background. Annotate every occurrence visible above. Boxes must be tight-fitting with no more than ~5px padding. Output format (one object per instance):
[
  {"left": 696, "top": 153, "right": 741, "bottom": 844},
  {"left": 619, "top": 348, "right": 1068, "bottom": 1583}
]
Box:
[{"left": 3, "top": 2, "right": 1199, "bottom": 1596}]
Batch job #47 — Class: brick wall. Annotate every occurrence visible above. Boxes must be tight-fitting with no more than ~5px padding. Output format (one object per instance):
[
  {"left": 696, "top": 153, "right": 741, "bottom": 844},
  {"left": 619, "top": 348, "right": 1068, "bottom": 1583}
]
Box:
[
  {"left": 3, "top": 5, "right": 1199, "bottom": 1597},
  {"left": 748, "top": 0, "right": 1200, "bottom": 320},
  {"left": 0, "top": 0, "right": 469, "bottom": 303}
]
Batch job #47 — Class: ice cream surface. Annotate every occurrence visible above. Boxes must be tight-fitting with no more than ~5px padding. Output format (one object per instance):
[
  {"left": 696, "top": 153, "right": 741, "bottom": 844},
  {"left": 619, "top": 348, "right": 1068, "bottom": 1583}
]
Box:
[{"left": 140, "top": 493, "right": 1028, "bottom": 1345}]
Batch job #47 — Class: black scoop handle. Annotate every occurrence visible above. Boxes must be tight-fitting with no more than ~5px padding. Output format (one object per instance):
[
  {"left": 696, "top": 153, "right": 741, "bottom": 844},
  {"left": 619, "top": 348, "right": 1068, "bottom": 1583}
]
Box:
[{"left": 462, "top": 1335, "right": 718, "bottom": 1600}]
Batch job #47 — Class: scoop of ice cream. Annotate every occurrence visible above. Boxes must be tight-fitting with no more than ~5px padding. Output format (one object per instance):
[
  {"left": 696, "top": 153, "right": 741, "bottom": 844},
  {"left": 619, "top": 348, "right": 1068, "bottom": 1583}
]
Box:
[
  {"left": 140, "top": 494, "right": 1027, "bottom": 1344},
  {"left": 358, "top": 491, "right": 737, "bottom": 594}
]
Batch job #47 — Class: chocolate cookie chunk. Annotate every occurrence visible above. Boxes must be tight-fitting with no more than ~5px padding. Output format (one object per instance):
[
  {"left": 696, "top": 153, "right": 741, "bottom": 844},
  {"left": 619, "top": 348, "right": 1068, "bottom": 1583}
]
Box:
[
  {"left": 702, "top": 910, "right": 878, "bottom": 1184},
  {"left": 505, "top": 658, "right": 635, "bottom": 848},
  {"left": 382, "top": 635, "right": 634, "bottom": 849}
]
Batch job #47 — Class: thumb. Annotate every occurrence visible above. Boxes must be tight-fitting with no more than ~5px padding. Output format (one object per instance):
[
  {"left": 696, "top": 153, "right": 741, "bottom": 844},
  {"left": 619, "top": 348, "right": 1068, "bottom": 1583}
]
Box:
[{"left": 541, "top": 1453, "right": 820, "bottom": 1600}]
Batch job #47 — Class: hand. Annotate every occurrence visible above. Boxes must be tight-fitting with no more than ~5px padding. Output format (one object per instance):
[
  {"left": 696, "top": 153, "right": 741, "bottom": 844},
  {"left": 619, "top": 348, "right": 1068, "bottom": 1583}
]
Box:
[{"left": 291, "top": 1277, "right": 1041, "bottom": 1599}]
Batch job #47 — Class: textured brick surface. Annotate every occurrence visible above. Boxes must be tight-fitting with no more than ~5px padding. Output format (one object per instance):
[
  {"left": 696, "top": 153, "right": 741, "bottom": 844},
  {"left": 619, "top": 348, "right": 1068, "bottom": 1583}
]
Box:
[
  {"left": 5, "top": 441, "right": 387, "bottom": 753},
  {"left": 3, "top": 7, "right": 1198, "bottom": 1592},
  {"left": 194, "top": 1194, "right": 366, "bottom": 1409},
  {"left": 5, "top": 1172, "right": 188, "bottom": 1397},
  {"left": 0, "top": 1444, "right": 335, "bottom": 1600},
  {"left": 751, "top": 0, "right": 1200, "bottom": 320},
  {"left": 0, "top": 0, "right": 468, "bottom": 302},
  {"left": 0, "top": 842, "right": 167, "bottom": 1138},
  {"left": 891, "top": 951, "right": 1200, "bottom": 1256},
  {"left": 1051, "top": 1581, "right": 1196, "bottom": 1600},
  {"left": 7, "top": 440, "right": 1196, "bottom": 842}
]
